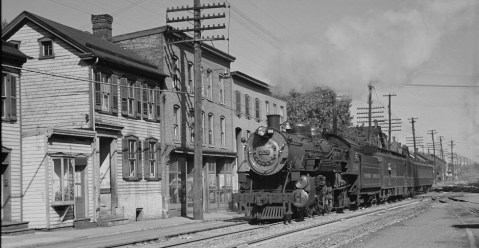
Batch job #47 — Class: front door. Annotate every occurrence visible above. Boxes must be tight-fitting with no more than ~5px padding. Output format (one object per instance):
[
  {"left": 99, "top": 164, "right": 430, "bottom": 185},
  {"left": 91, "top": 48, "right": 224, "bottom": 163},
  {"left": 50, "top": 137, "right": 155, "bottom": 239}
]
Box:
[
  {"left": 99, "top": 138, "right": 113, "bottom": 215},
  {"left": 216, "top": 159, "right": 232, "bottom": 210},
  {"left": 74, "top": 161, "right": 86, "bottom": 219},
  {"left": 207, "top": 160, "right": 218, "bottom": 211}
]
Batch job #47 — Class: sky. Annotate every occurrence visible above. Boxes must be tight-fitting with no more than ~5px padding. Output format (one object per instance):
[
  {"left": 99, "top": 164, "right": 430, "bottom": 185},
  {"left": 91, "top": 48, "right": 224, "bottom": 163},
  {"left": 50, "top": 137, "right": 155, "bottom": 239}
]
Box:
[{"left": 2, "top": 0, "right": 478, "bottom": 164}]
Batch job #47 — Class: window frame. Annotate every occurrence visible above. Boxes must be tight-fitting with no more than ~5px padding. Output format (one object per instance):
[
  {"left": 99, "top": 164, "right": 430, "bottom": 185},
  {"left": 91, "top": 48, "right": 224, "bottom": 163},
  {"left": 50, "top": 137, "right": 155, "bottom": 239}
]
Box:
[
  {"left": 235, "top": 90, "right": 241, "bottom": 116},
  {"left": 51, "top": 156, "right": 75, "bottom": 204},
  {"left": 244, "top": 94, "right": 250, "bottom": 118},
  {"left": 38, "top": 37, "right": 55, "bottom": 59},
  {"left": 255, "top": 98, "right": 260, "bottom": 121},
  {"left": 122, "top": 135, "right": 142, "bottom": 181},
  {"left": 173, "top": 105, "right": 181, "bottom": 141},
  {"left": 220, "top": 116, "right": 226, "bottom": 147},
  {"left": 219, "top": 76, "right": 225, "bottom": 104},
  {"left": 208, "top": 113, "right": 214, "bottom": 146},
  {"left": 143, "top": 137, "right": 161, "bottom": 180},
  {"left": 1, "top": 73, "right": 17, "bottom": 122}
]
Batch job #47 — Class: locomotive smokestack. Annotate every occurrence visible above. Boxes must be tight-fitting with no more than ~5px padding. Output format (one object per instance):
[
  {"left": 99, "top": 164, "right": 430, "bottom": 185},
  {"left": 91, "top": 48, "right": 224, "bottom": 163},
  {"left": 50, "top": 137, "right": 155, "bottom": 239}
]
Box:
[{"left": 267, "top": 114, "right": 281, "bottom": 129}]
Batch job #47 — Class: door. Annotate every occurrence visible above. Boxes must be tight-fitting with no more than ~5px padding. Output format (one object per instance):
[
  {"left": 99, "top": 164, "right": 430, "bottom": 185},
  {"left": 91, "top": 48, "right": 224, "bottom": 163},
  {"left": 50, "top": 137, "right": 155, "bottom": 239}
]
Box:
[
  {"left": 74, "top": 159, "right": 87, "bottom": 219},
  {"left": 1, "top": 150, "right": 11, "bottom": 221},
  {"left": 207, "top": 160, "right": 218, "bottom": 211},
  {"left": 216, "top": 159, "right": 232, "bottom": 210},
  {"left": 99, "top": 138, "right": 112, "bottom": 215}
]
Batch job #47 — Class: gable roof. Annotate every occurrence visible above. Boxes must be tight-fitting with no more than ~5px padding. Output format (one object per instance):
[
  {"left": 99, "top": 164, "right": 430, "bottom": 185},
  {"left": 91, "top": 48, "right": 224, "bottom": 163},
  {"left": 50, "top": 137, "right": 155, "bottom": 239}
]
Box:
[
  {"left": 2, "top": 11, "right": 167, "bottom": 78},
  {"left": 2, "top": 40, "right": 31, "bottom": 61}
]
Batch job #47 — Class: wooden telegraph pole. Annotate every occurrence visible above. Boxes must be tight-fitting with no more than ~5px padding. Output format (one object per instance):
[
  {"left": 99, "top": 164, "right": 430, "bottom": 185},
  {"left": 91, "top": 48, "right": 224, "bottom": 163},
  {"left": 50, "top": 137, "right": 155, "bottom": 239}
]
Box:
[
  {"left": 383, "top": 94, "right": 396, "bottom": 150},
  {"left": 428, "top": 129, "right": 437, "bottom": 184},
  {"left": 408, "top": 117, "right": 417, "bottom": 158},
  {"left": 166, "top": 0, "right": 226, "bottom": 220}
]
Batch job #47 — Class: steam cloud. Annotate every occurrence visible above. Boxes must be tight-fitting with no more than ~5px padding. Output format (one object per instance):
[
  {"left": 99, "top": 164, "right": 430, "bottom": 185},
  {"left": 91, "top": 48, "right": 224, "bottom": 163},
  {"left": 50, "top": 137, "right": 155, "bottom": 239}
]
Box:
[{"left": 268, "top": 0, "right": 477, "bottom": 99}]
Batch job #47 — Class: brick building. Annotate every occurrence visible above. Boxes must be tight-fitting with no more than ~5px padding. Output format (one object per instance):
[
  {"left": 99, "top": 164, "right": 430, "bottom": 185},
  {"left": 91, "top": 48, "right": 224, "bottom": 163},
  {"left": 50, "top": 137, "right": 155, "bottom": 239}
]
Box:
[
  {"left": 230, "top": 71, "right": 287, "bottom": 173},
  {"left": 113, "top": 27, "right": 237, "bottom": 216},
  {"left": 2, "top": 11, "right": 168, "bottom": 228}
]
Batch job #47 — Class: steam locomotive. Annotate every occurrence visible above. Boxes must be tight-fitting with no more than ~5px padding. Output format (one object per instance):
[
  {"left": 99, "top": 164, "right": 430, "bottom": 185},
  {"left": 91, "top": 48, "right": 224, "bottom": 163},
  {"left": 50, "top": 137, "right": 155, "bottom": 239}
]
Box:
[{"left": 232, "top": 115, "right": 433, "bottom": 223}]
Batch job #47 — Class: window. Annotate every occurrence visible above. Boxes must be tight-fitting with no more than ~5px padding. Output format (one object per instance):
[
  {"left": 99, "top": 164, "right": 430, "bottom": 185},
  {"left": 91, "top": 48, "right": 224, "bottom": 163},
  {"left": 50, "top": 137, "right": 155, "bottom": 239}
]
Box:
[
  {"left": 9, "top": 40, "right": 20, "bottom": 49},
  {"left": 220, "top": 116, "right": 226, "bottom": 147},
  {"left": 94, "top": 71, "right": 118, "bottom": 114},
  {"left": 52, "top": 157, "right": 74, "bottom": 203},
  {"left": 280, "top": 106, "right": 285, "bottom": 123},
  {"left": 208, "top": 71, "right": 213, "bottom": 100},
  {"left": 128, "top": 80, "right": 135, "bottom": 115},
  {"left": 122, "top": 136, "right": 142, "bottom": 180},
  {"left": 1, "top": 73, "right": 17, "bottom": 122},
  {"left": 273, "top": 103, "right": 277, "bottom": 114},
  {"left": 172, "top": 56, "right": 180, "bottom": 91},
  {"left": 187, "top": 62, "right": 194, "bottom": 93},
  {"left": 208, "top": 113, "right": 214, "bottom": 146},
  {"left": 38, "top": 37, "right": 54, "bottom": 59},
  {"left": 245, "top": 94, "right": 250, "bottom": 118},
  {"left": 235, "top": 90, "right": 241, "bottom": 115},
  {"left": 219, "top": 76, "right": 225, "bottom": 104},
  {"left": 255, "top": 98, "right": 260, "bottom": 121},
  {"left": 202, "top": 111, "right": 206, "bottom": 144},
  {"left": 142, "top": 84, "right": 155, "bottom": 120},
  {"left": 144, "top": 138, "right": 161, "bottom": 180},
  {"left": 189, "top": 109, "right": 195, "bottom": 143},
  {"left": 173, "top": 105, "right": 180, "bottom": 141},
  {"left": 265, "top": 101, "right": 270, "bottom": 115}
]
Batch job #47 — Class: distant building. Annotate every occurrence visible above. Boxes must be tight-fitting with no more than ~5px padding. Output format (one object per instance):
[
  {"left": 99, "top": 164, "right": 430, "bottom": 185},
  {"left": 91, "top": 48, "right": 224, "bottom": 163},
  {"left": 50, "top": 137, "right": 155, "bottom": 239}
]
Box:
[{"left": 2, "top": 40, "right": 30, "bottom": 231}]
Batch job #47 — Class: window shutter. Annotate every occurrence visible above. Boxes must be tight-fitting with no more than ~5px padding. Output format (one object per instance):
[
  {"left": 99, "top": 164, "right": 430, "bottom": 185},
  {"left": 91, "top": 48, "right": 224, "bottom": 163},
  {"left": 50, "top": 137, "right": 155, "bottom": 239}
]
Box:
[
  {"left": 155, "top": 89, "right": 161, "bottom": 121},
  {"left": 136, "top": 139, "right": 142, "bottom": 179},
  {"left": 235, "top": 91, "right": 241, "bottom": 114},
  {"left": 135, "top": 81, "right": 141, "bottom": 118},
  {"left": 120, "top": 78, "right": 128, "bottom": 116},
  {"left": 10, "top": 76, "right": 16, "bottom": 121},
  {"left": 111, "top": 75, "right": 118, "bottom": 114},
  {"left": 94, "top": 73, "right": 101, "bottom": 111},
  {"left": 4, "top": 74, "right": 11, "bottom": 121},
  {"left": 122, "top": 138, "right": 129, "bottom": 180},
  {"left": 142, "top": 84, "right": 148, "bottom": 119},
  {"left": 143, "top": 140, "right": 151, "bottom": 180}
]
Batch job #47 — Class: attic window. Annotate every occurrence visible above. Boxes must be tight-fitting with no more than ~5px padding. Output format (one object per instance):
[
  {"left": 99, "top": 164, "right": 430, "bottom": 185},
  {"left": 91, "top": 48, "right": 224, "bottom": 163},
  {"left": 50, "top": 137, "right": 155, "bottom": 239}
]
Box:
[{"left": 38, "top": 37, "right": 54, "bottom": 59}]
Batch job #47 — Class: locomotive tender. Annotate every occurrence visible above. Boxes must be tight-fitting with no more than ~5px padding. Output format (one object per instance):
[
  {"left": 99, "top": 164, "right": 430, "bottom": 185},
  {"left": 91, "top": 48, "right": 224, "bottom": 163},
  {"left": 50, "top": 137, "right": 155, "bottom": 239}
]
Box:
[{"left": 232, "top": 115, "right": 433, "bottom": 222}]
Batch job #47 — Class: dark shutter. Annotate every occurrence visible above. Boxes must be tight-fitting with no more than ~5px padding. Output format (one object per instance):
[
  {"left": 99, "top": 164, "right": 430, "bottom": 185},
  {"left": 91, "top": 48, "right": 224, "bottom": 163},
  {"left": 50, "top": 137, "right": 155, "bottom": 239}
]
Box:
[
  {"left": 157, "top": 143, "right": 162, "bottom": 179},
  {"left": 143, "top": 140, "right": 151, "bottom": 180},
  {"left": 120, "top": 78, "right": 128, "bottom": 116},
  {"left": 111, "top": 75, "right": 118, "bottom": 114},
  {"left": 235, "top": 90, "right": 241, "bottom": 114},
  {"left": 155, "top": 89, "right": 161, "bottom": 121},
  {"left": 136, "top": 139, "right": 142, "bottom": 179},
  {"left": 142, "top": 84, "right": 148, "bottom": 119},
  {"left": 122, "top": 138, "right": 129, "bottom": 180},
  {"left": 10, "top": 75, "right": 17, "bottom": 121},
  {"left": 135, "top": 81, "right": 141, "bottom": 118},
  {"left": 4, "top": 74, "right": 11, "bottom": 121},
  {"left": 94, "top": 72, "right": 101, "bottom": 111}
]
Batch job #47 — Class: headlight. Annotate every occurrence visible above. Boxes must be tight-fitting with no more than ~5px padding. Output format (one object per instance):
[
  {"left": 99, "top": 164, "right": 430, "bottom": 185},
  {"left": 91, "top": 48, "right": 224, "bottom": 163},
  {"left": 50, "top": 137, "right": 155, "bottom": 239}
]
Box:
[{"left": 257, "top": 126, "right": 267, "bottom": 136}]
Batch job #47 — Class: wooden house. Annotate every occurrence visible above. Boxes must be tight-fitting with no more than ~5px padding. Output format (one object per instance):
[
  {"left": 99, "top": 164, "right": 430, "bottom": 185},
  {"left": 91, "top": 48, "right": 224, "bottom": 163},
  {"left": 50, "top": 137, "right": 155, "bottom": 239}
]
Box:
[{"left": 2, "top": 11, "right": 168, "bottom": 229}]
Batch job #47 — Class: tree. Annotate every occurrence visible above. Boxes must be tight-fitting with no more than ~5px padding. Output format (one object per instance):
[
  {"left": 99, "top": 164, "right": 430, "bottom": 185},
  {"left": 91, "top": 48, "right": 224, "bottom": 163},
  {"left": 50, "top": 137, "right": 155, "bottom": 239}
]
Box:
[
  {"left": 2, "top": 19, "right": 8, "bottom": 29},
  {"left": 282, "top": 87, "right": 353, "bottom": 133}
]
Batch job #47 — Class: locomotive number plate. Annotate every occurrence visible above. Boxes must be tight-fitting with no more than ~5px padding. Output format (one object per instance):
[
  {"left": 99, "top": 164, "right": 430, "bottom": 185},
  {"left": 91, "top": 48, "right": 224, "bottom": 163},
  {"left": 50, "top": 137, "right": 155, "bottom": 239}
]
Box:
[{"left": 258, "top": 150, "right": 270, "bottom": 155}]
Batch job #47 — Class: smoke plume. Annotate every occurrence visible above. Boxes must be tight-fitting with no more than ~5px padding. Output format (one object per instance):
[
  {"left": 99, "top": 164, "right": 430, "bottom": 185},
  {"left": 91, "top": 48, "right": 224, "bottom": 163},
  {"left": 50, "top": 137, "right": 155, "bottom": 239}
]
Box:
[{"left": 268, "top": 0, "right": 477, "bottom": 99}]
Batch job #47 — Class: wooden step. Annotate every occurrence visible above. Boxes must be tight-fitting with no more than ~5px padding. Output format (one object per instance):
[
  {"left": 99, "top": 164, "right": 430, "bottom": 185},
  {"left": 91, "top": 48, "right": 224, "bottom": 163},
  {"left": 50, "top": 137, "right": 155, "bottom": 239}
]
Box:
[
  {"left": 98, "top": 214, "right": 129, "bottom": 227},
  {"left": 1, "top": 227, "right": 35, "bottom": 236},
  {"left": 1, "top": 221, "right": 34, "bottom": 236}
]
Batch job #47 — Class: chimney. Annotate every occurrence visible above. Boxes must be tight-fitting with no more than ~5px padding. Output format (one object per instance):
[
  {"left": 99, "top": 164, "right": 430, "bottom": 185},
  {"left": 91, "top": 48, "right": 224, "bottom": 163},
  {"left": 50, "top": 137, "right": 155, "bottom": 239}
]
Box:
[{"left": 91, "top": 14, "right": 113, "bottom": 41}]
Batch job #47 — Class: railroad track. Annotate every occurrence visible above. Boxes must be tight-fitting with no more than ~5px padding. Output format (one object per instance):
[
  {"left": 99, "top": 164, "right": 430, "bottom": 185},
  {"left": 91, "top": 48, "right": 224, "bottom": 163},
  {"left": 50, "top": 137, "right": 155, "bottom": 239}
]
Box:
[
  {"left": 117, "top": 197, "right": 429, "bottom": 248},
  {"left": 237, "top": 198, "right": 429, "bottom": 248}
]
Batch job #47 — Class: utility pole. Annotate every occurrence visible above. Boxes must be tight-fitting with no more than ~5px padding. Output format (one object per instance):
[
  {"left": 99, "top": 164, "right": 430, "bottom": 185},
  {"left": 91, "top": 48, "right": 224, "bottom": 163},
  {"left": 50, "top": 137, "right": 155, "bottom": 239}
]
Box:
[
  {"left": 428, "top": 130, "right": 437, "bottom": 184},
  {"left": 408, "top": 117, "right": 417, "bottom": 158},
  {"left": 450, "top": 140, "right": 455, "bottom": 180},
  {"left": 439, "top": 136, "right": 444, "bottom": 180},
  {"left": 367, "top": 82, "right": 373, "bottom": 144},
  {"left": 383, "top": 93, "right": 396, "bottom": 150},
  {"left": 166, "top": 0, "right": 226, "bottom": 220}
]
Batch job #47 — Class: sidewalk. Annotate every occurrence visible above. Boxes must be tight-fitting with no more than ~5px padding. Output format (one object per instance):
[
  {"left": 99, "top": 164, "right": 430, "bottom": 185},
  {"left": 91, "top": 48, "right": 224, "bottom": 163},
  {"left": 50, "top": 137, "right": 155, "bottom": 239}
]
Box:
[{"left": 1, "top": 211, "right": 245, "bottom": 248}]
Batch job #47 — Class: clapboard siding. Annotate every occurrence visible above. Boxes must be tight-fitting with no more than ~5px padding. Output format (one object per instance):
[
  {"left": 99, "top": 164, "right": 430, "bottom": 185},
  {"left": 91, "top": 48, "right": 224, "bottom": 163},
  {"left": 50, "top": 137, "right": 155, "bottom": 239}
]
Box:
[
  {"left": 22, "top": 135, "right": 48, "bottom": 228},
  {"left": 1, "top": 72, "right": 22, "bottom": 220},
  {"left": 9, "top": 22, "right": 90, "bottom": 132}
]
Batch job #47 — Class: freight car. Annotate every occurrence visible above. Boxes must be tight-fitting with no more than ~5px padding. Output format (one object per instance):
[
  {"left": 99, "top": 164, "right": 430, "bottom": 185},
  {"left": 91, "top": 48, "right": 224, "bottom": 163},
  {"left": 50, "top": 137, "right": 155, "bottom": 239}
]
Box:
[{"left": 232, "top": 115, "right": 433, "bottom": 223}]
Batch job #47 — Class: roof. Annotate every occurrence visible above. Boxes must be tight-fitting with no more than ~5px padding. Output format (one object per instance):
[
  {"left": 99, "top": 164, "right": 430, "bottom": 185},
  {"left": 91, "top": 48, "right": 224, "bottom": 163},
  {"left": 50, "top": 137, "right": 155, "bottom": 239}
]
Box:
[
  {"left": 2, "top": 40, "right": 31, "bottom": 61},
  {"left": 2, "top": 11, "right": 167, "bottom": 78},
  {"left": 230, "top": 71, "right": 271, "bottom": 90},
  {"left": 112, "top": 26, "right": 236, "bottom": 63}
]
